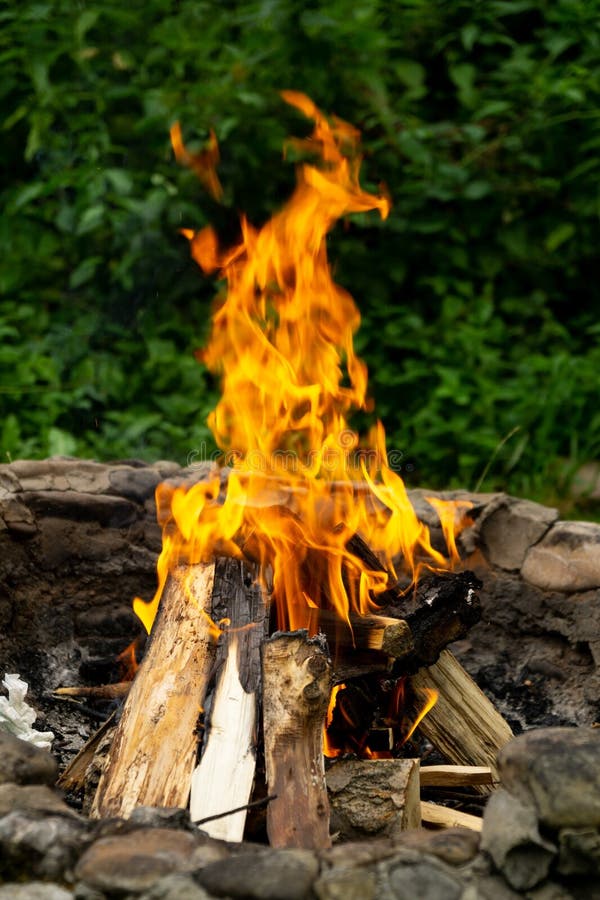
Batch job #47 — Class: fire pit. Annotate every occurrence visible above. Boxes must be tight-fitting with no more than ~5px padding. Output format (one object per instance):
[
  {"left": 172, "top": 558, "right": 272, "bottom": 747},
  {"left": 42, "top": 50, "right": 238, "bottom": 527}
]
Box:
[{"left": 1, "top": 93, "right": 599, "bottom": 897}]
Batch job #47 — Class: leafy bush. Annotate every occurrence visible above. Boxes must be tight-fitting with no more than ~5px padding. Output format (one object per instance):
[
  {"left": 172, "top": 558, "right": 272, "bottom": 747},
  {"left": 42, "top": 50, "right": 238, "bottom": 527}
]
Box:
[{"left": 1, "top": 0, "right": 599, "bottom": 510}]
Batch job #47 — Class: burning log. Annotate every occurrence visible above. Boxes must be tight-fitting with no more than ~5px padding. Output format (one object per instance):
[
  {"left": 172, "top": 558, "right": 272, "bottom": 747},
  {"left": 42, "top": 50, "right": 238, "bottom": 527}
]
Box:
[
  {"left": 409, "top": 649, "right": 514, "bottom": 790},
  {"left": 262, "top": 631, "right": 332, "bottom": 849},
  {"left": 316, "top": 610, "right": 414, "bottom": 660},
  {"left": 388, "top": 571, "right": 482, "bottom": 674},
  {"left": 91, "top": 562, "right": 218, "bottom": 818},
  {"left": 190, "top": 559, "right": 267, "bottom": 841}
]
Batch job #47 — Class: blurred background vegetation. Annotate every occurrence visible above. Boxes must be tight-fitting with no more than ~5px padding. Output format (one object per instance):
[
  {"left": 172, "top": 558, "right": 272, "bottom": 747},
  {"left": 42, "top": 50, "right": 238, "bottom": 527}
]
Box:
[{"left": 1, "top": 0, "right": 599, "bottom": 513}]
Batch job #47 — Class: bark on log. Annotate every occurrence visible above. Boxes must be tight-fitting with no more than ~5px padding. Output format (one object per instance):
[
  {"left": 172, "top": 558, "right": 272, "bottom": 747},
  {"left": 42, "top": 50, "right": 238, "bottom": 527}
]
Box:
[
  {"left": 262, "top": 631, "right": 332, "bottom": 849},
  {"left": 410, "top": 649, "right": 514, "bottom": 791},
  {"left": 190, "top": 559, "right": 267, "bottom": 841},
  {"left": 326, "top": 758, "right": 420, "bottom": 840},
  {"left": 91, "top": 562, "right": 218, "bottom": 817}
]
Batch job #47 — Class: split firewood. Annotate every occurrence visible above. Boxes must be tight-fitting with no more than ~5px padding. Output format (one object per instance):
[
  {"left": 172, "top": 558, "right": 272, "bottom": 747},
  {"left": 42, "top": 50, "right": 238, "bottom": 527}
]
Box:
[
  {"left": 420, "top": 765, "right": 494, "bottom": 789},
  {"left": 262, "top": 631, "right": 332, "bottom": 849},
  {"left": 91, "top": 562, "right": 219, "bottom": 818},
  {"left": 190, "top": 559, "right": 267, "bottom": 841},
  {"left": 410, "top": 649, "right": 513, "bottom": 792},
  {"left": 327, "top": 758, "right": 420, "bottom": 840},
  {"left": 421, "top": 800, "right": 483, "bottom": 832},
  {"left": 190, "top": 635, "right": 257, "bottom": 841}
]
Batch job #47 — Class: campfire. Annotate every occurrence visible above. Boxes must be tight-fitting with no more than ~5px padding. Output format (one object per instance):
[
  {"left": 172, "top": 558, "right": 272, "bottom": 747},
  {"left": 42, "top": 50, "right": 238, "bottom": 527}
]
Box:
[{"left": 72, "top": 94, "right": 513, "bottom": 847}]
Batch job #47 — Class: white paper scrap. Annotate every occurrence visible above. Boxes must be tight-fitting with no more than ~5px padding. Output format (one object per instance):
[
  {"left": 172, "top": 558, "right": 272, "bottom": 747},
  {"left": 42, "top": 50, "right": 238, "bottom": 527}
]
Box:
[{"left": 0, "top": 673, "right": 55, "bottom": 750}]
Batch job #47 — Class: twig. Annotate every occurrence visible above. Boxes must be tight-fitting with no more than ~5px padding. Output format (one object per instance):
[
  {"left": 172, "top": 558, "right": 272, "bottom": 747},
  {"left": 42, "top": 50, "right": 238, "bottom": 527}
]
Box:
[
  {"left": 54, "top": 683, "right": 131, "bottom": 700},
  {"left": 193, "top": 793, "right": 278, "bottom": 827}
]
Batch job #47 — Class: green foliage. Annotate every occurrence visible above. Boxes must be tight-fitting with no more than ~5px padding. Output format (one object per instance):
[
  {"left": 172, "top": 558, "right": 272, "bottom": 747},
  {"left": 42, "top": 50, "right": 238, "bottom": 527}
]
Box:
[{"left": 1, "top": 0, "right": 599, "bottom": 510}]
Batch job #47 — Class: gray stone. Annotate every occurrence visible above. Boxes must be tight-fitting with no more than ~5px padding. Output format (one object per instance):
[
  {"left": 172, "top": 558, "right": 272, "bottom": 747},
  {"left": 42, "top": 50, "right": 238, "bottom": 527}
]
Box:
[
  {"left": 480, "top": 787, "right": 556, "bottom": 891},
  {"left": 498, "top": 727, "right": 600, "bottom": 828},
  {"left": 196, "top": 848, "right": 319, "bottom": 899},
  {"left": 521, "top": 521, "right": 600, "bottom": 591},
  {"left": 75, "top": 827, "right": 200, "bottom": 893},
  {"left": 136, "top": 873, "right": 213, "bottom": 900},
  {"left": 0, "top": 467, "right": 22, "bottom": 496},
  {"left": 314, "top": 866, "right": 377, "bottom": 900},
  {"left": 0, "top": 782, "right": 81, "bottom": 817},
  {"left": 0, "top": 810, "right": 90, "bottom": 880},
  {"left": 109, "top": 467, "right": 163, "bottom": 502},
  {"left": 73, "top": 887, "right": 106, "bottom": 900},
  {"left": 22, "top": 490, "right": 139, "bottom": 527},
  {"left": 393, "top": 826, "right": 480, "bottom": 866},
  {"left": 128, "top": 805, "right": 193, "bottom": 830},
  {"left": 522, "top": 883, "right": 578, "bottom": 900},
  {"left": 557, "top": 825, "right": 600, "bottom": 876},
  {"left": 0, "top": 731, "right": 58, "bottom": 786},
  {"left": 0, "top": 496, "right": 38, "bottom": 535},
  {"left": 386, "top": 857, "right": 463, "bottom": 900},
  {"left": 479, "top": 497, "right": 557, "bottom": 571},
  {"left": 321, "top": 839, "right": 396, "bottom": 869},
  {"left": 467, "top": 874, "right": 523, "bottom": 899},
  {"left": 0, "top": 884, "right": 73, "bottom": 900}
]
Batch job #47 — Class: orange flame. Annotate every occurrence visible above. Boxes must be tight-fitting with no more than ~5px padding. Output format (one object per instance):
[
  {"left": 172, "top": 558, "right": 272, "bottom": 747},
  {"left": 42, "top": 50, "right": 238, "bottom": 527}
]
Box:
[
  {"left": 136, "top": 94, "right": 471, "bottom": 637},
  {"left": 323, "top": 683, "right": 346, "bottom": 758},
  {"left": 116, "top": 639, "right": 139, "bottom": 681}
]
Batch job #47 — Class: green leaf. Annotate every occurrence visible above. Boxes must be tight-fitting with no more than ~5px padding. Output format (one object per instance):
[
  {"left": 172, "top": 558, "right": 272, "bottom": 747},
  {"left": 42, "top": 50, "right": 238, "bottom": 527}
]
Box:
[
  {"left": 75, "top": 9, "right": 99, "bottom": 43},
  {"left": 105, "top": 168, "right": 133, "bottom": 195},
  {"left": 461, "top": 24, "right": 479, "bottom": 52},
  {"left": 449, "top": 63, "right": 478, "bottom": 108},
  {"left": 48, "top": 427, "right": 77, "bottom": 457},
  {"left": 69, "top": 257, "right": 101, "bottom": 289},
  {"left": 10, "top": 182, "right": 44, "bottom": 210},
  {"left": 463, "top": 180, "right": 491, "bottom": 200},
  {"left": 76, "top": 205, "right": 105, "bottom": 235},
  {"left": 395, "top": 60, "right": 426, "bottom": 99},
  {"left": 545, "top": 223, "right": 575, "bottom": 253}
]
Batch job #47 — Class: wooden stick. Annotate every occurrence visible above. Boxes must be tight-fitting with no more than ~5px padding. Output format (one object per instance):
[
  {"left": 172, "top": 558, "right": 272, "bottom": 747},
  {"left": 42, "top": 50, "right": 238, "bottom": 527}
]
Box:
[
  {"left": 54, "top": 683, "right": 130, "bottom": 700},
  {"left": 194, "top": 793, "right": 277, "bottom": 827},
  {"left": 410, "top": 649, "right": 513, "bottom": 792},
  {"left": 420, "top": 765, "right": 494, "bottom": 788},
  {"left": 262, "top": 631, "right": 332, "bottom": 849},
  {"left": 421, "top": 800, "right": 483, "bottom": 832},
  {"left": 91, "top": 562, "right": 218, "bottom": 818}
]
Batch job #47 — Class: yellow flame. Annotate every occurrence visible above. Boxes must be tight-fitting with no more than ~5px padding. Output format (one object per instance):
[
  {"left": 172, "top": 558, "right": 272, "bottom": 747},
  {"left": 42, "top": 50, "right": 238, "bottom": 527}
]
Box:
[
  {"left": 403, "top": 687, "right": 439, "bottom": 745},
  {"left": 136, "top": 94, "right": 470, "bottom": 637}
]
